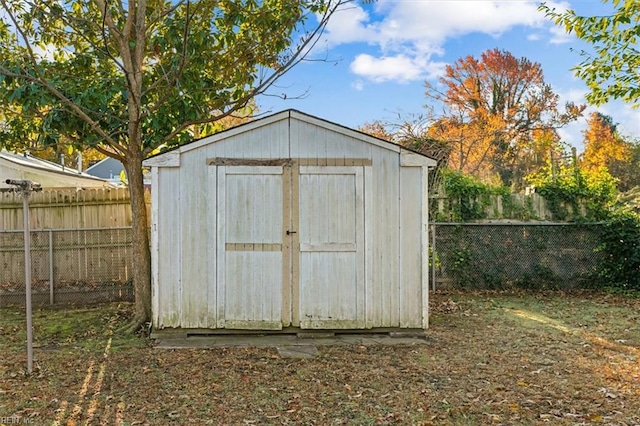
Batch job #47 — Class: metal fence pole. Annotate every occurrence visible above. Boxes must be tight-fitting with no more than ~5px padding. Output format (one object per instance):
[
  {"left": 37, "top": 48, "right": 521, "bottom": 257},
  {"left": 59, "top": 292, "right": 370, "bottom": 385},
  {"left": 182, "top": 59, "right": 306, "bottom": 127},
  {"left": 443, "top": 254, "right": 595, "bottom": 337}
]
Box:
[
  {"left": 49, "top": 229, "right": 54, "bottom": 305},
  {"left": 5, "top": 178, "right": 42, "bottom": 374},
  {"left": 22, "top": 194, "right": 33, "bottom": 373}
]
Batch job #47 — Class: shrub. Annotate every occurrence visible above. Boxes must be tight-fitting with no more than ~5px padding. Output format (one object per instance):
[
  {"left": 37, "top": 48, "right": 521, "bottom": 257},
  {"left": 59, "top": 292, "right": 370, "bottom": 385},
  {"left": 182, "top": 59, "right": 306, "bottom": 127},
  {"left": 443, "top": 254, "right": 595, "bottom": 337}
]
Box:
[
  {"left": 527, "top": 164, "right": 617, "bottom": 221},
  {"left": 596, "top": 210, "right": 640, "bottom": 290},
  {"left": 439, "top": 168, "right": 508, "bottom": 221}
]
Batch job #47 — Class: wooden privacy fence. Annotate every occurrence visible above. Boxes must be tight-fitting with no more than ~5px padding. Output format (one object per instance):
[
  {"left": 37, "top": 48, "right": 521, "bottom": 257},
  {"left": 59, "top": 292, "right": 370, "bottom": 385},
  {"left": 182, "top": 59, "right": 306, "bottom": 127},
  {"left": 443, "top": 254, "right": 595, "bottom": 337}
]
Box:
[
  {"left": 0, "top": 187, "right": 144, "bottom": 230},
  {"left": 432, "top": 222, "right": 604, "bottom": 290},
  {"left": 0, "top": 227, "right": 134, "bottom": 307}
]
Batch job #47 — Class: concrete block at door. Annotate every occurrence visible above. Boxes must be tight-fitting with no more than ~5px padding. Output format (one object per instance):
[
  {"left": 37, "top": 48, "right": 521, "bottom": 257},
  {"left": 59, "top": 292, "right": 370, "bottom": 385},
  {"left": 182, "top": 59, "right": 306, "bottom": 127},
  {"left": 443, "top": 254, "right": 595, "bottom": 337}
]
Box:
[
  {"left": 296, "top": 332, "right": 336, "bottom": 339},
  {"left": 389, "top": 330, "right": 426, "bottom": 338}
]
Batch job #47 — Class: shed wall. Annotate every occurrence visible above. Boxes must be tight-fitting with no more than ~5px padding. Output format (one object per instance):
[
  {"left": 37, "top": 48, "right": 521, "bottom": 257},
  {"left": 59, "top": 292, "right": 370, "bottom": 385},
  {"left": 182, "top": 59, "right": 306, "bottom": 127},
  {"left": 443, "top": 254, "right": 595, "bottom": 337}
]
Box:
[
  {"left": 399, "top": 166, "right": 425, "bottom": 327},
  {"left": 151, "top": 113, "right": 429, "bottom": 330},
  {"left": 153, "top": 167, "right": 182, "bottom": 327}
]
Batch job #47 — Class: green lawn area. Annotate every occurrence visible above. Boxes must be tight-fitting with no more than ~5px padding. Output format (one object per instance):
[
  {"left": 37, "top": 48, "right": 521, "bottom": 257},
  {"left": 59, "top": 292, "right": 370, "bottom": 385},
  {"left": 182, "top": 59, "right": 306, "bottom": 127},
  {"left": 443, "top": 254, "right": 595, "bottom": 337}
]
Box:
[{"left": 1, "top": 291, "right": 639, "bottom": 425}]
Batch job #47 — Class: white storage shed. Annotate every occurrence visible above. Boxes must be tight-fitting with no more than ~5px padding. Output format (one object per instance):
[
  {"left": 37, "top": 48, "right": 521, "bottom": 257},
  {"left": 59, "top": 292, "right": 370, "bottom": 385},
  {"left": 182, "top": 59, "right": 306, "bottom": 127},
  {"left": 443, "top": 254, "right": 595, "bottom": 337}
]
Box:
[{"left": 144, "top": 110, "right": 436, "bottom": 334}]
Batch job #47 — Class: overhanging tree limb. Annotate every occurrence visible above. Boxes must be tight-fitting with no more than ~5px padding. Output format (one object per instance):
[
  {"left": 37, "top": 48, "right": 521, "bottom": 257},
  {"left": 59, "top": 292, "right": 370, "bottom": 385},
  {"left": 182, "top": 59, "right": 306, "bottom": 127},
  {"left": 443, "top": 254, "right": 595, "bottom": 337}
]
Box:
[
  {"left": 0, "top": 0, "right": 357, "bottom": 330},
  {"left": 540, "top": 0, "right": 640, "bottom": 106}
]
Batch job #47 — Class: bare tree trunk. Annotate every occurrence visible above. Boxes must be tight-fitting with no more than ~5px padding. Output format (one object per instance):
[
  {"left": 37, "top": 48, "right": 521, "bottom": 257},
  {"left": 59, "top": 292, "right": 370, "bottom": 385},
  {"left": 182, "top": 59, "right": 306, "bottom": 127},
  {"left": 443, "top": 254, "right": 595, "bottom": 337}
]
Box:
[{"left": 123, "top": 151, "right": 151, "bottom": 332}]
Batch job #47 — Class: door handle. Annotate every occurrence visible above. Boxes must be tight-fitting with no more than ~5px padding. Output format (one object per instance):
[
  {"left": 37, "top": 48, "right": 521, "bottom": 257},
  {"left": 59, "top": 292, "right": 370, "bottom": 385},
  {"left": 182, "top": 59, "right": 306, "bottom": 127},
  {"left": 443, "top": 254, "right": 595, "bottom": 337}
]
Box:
[{"left": 286, "top": 230, "right": 297, "bottom": 235}]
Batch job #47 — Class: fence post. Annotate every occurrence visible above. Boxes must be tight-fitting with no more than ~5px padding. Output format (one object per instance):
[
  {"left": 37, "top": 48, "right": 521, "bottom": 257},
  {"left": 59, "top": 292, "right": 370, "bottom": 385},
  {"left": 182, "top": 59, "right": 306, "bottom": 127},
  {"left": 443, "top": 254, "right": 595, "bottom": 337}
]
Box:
[
  {"left": 431, "top": 223, "right": 436, "bottom": 291},
  {"left": 49, "top": 229, "right": 54, "bottom": 305}
]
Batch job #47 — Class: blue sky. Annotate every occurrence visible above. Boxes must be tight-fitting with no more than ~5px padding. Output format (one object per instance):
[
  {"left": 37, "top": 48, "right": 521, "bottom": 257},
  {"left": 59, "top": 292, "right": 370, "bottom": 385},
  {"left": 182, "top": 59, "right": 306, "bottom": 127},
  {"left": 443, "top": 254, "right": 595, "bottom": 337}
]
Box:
[{"left": 257, "top": 0, "right": 640, "bottom": 151}]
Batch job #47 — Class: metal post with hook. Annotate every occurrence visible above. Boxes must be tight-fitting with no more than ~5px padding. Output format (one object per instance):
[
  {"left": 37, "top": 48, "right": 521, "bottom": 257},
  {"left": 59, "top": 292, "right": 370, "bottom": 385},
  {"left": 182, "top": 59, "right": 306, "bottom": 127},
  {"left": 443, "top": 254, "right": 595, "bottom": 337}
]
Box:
[{"left": 4, "top": 179, "right": 42, "bottom": 374}]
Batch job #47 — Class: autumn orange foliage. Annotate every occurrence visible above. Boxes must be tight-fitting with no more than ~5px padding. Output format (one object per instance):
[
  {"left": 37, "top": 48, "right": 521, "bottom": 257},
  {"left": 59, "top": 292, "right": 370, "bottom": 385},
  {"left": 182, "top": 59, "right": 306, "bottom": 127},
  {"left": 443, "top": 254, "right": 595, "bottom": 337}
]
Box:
[
  {"left": 358, "top": 120, "right": 393, "bottom": 141},
  {"left": 581, "top": 112, "right": 639, "bottom": 192},
  {"left": 582, "top": 113, "right": 630, "bottom": 171},
  {"left": 425, "top": 48, "right": 584, "bottom": 188}
]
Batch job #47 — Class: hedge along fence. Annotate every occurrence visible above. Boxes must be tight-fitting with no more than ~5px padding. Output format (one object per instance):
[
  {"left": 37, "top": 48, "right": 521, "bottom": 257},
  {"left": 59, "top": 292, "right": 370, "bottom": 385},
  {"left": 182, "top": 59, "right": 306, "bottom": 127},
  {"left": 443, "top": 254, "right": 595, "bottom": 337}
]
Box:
[
  {"left": 430, "top": 191, "right": 588, "bottom": 222},
  {"left": 428, "top": 168, "right": 594, "bottom": 222},
  {"left": 432, "top": 223, "right": 604, "bottom": 290}
]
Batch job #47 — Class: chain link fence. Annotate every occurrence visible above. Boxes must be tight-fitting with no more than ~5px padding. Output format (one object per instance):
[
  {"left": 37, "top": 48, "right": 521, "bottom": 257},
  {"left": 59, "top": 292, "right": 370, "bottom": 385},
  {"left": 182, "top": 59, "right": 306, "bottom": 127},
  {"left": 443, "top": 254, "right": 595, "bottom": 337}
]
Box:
[
  {"left": 2, "top": 223, "right": 606, "bottom": 306},
  {"left": 432, "top": 223, "right": 604, "bottom": 290},
  {"left": 0, "top": 228, "right": 134, "bottom": 307}
]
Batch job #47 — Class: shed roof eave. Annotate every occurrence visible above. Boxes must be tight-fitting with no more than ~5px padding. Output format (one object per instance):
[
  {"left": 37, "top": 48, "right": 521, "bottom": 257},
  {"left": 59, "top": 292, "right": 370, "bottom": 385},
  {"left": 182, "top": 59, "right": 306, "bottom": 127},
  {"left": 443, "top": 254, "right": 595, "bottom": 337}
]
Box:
[
  {"left": 400, "top": 149, "right": 437, "bottom": 167},
  {"left": 143, "top": 150, "right": 180, "bottom": 167},
  {"left": 143, "top": 111, "right": 292, "bottom": 166}
]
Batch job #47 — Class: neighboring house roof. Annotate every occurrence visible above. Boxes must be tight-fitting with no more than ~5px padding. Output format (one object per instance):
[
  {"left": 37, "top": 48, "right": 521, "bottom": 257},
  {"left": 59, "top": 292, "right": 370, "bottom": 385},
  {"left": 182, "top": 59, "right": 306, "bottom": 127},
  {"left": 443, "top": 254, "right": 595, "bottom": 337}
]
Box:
[
  {"left": 144, "top": 109, "right": 438, "bottom": 167},
  {"left": 85, "top": 156, "right": 152, "bottom": 187},
  {"left": 0, "top": 150, "right": 113, "bottom": 189},
  {"left": 85, "top": 157, "right": 126, "bottom": 185}
]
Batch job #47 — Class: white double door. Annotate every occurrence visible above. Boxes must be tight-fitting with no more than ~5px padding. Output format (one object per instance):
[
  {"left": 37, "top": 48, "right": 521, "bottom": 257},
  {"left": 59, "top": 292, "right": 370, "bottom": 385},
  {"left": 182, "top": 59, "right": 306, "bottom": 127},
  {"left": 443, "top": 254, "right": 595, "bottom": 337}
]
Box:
[{"left": 216, "top": 163, "right": 365, "bottom": 329}]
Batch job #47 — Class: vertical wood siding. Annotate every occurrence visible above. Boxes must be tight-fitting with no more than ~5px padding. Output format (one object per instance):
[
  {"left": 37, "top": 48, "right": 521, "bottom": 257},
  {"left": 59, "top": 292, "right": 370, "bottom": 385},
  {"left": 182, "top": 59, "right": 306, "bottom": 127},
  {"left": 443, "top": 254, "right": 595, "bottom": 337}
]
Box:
[
  {"left": 156, "top": 168, "right": 182, "bottom": 327},
  {"left": 298, "top": 166, "right": 365, "bottom": 329},
  {"left": 151, "top": 112, "right": 429, "bottom": 330},
  {"left": 399, "top": 166, "right": 423, "bottom": 327},
  {"left": 217, "top": 167, "right": 284, "bottom": 329},
  {"left": 179, "top": 152, "right": 211, "bottom": 328}
]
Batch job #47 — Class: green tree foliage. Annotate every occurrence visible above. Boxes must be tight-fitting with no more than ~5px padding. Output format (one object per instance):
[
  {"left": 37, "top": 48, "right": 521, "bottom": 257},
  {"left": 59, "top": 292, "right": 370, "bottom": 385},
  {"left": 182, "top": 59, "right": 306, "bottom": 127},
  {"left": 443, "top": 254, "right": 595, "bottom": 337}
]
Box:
[
  {"left": 0, "top": 0, "right": 348, "bottom": 329},
  {"left": 540, "top": 0, "right": 640, "bottom": 106}
]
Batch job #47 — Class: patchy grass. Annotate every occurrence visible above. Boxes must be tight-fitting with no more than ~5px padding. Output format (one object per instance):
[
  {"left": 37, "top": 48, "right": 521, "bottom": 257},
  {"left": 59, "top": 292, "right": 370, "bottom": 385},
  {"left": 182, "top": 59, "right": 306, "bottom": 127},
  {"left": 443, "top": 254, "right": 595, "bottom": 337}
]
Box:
[{"left": 1, "top": 292, "right": 639, "bottom": 425}]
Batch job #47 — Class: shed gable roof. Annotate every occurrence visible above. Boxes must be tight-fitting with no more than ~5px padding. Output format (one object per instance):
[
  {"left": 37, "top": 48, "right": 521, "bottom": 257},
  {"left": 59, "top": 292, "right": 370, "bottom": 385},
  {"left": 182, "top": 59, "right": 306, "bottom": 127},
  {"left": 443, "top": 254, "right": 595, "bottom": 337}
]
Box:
[{"left": 144, "top": 109, "right": 437, "bottom": 167}]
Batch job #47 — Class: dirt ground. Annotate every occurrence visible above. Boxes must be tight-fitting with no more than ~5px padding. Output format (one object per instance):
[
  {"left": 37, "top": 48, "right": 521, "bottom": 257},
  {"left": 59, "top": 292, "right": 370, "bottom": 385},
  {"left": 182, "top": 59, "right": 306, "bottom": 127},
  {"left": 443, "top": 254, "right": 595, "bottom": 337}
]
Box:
[{"left": 1, "top": 290, "right": 639, "bottom": 425}]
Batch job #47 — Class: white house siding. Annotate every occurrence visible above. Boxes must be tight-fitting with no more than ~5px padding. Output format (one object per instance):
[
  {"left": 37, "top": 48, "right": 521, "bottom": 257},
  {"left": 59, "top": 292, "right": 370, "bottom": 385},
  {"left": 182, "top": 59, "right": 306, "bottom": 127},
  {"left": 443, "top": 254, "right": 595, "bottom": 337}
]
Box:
[
  {"left": 146, "top": 111, "right": 435, "bottom": 331},
  {"left": 1, "top": 153, "right": 112, "bottom": 189}
]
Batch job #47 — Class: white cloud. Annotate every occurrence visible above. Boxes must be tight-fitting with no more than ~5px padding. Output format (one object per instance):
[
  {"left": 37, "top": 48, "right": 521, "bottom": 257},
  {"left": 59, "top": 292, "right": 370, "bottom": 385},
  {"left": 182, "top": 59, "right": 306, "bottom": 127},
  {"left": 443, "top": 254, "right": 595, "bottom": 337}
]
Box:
[
  {"left": 558, "top": 87, "right": 588, "bottom": 104},
  {"left": 350, "top": 53, "right": 448, "bottom": 84},
  {"left": 350, "top": 54, "right": 425, "bottom": 83},
  {"left": 536, "top": 1, "right": 575, "bottom": 44},
  {"left": 33, "top": 44, "right": 58, "bottom": 61},
  {"left": 549, "top": 26, "right": 574, "bottom": 45},
  {"left": 325, "top": 1, "right": 551, "bottom": 84},
  {"left": 375, "top": 1, "right": 543, "bottom": 45},
  {"left": 560, "top": 103, "right": 640, "bottom": 151},
  {"left": 351, "top": 80, "right": 364, "bottom": 91},
  {"left": 323, "top": 4, "right": 377, "bottom": 46},
  {"left": 598, "top": 103, "right": 640, "bottom": 140},
  {"left": 553, "top": 87, "right": 589, "bottom": 149}
]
